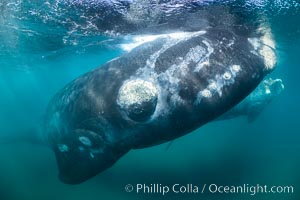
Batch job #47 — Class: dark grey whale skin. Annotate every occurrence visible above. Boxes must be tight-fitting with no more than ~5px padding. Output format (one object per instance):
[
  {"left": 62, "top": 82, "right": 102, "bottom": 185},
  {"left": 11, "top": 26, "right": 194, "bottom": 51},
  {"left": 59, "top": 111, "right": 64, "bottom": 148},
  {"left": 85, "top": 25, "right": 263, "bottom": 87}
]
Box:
[
  {"left": 42, "top": 7, "right": 273, "bottom": 184},
  {"left": 59, "top": 1, "right": 257, "bottom": 35}
]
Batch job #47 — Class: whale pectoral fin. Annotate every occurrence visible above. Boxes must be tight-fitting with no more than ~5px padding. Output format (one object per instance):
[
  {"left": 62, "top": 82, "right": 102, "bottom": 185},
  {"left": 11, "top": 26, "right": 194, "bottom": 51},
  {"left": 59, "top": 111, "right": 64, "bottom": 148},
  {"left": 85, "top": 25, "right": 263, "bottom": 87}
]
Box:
[{"left": 53, "top": 129, "right": 129, "bottom": 184}]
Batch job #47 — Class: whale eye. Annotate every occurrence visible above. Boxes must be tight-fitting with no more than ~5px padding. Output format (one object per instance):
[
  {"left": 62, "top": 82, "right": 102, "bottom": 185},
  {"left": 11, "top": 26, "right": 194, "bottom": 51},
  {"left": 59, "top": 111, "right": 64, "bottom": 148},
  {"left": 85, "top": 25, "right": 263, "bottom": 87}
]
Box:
[{"left": 117, "top": 79, "right": 158, "bottom": 122}]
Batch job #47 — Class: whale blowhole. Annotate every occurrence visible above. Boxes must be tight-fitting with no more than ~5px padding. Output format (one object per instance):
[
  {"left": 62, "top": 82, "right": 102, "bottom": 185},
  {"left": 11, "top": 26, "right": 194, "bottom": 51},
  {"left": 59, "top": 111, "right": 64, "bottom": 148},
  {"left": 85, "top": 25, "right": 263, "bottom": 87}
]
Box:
[{"left": 117, "top": 79, "right": 158, "bottom": 122}]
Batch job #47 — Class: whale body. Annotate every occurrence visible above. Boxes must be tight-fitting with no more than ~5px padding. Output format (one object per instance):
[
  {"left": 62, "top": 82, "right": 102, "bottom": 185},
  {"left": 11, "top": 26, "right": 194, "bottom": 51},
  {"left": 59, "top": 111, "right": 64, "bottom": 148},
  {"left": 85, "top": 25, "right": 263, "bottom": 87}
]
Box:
[
  {"left": 40, "top": 6, "right": 276, "bottom": 184},
  {"left": 0, "top": 2, "right": 279, "bottom": 184},
  {"left": 46, "top": 0, "right": 232, "bottom": 34},
  {"left": 219, "top": 78, "right": 284, "bottom": 122}
]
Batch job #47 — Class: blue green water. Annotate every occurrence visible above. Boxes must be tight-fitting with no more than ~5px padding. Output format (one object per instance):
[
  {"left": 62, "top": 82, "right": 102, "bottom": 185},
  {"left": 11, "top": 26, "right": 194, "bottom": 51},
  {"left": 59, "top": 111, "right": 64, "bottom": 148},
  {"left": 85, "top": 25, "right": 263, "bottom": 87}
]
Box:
[{"left": 0, "top": 0, "right": 300, "bottom": 199}]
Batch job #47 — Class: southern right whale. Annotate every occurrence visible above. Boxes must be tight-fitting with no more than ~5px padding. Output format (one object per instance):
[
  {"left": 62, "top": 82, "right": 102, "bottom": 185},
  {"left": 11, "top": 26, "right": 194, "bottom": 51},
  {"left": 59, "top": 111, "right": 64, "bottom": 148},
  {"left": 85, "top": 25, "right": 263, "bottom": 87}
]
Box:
[
  {"left": 37, "top": 6, "right": 278, "bottom": 184},
  {"left": 219, "top": 78, "right": 284, "bottom": 122},
  {"left": 1, "top": 4, "right": 279, "bottom": 184}
]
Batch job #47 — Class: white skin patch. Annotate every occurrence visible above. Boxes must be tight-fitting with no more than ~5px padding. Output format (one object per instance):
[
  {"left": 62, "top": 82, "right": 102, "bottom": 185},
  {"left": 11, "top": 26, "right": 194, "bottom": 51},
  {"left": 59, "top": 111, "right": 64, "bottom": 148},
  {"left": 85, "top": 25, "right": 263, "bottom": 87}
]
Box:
[
  {"left": 194, "top": 40, "right": 214, "bottom": 72},
  {"left": 201, "top": 89, "right": 212, "bottom": 98},
  {"left": 117, "top": 79, "right": 158, "bottom": 109},
  {"left": 58, "top": 144, "right": 69, "bottom": 152},
  {"left": 185, "top": 45, "right": 206, "bottom": 63},
  {"left": 195, "top": 66, "right": 240, "bottom": 105},
  {"left": 223, "top": 72, "right": 232, "bottom": 80},
  {"left": 195, "top": 89, "right": 212, "bottom": 104},
  {"left": 121, "top": 31, "right": 207, "bottom": 52},
  {"left": 260, "top": 46, "right": 276, "bottom": 70},
  {"left": 232, "top": 65, "right": 241, "bottom": 72},
  {"left": 248, "top": 30, "right": 277, "bottom": 71},
  {"left": 79, "top": 136, "right": 92, "bottom": 146},
  {"left": 208, "top": 81, "right": 218, "bottom": 90}
]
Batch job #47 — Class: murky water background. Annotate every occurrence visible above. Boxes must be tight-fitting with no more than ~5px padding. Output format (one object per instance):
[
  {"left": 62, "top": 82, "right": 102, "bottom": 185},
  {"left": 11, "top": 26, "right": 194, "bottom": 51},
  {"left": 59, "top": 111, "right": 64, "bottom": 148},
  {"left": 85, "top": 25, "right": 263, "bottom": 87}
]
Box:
[{"left": 0, "top": 0, "right": 299, "bottom": 199}]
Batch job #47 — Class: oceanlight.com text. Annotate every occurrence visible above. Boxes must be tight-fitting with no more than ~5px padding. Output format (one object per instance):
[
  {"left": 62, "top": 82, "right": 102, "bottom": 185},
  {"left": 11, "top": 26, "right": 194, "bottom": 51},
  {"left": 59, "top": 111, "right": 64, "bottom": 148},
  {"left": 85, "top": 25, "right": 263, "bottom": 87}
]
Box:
[{"left": 124, "top": 183, "right": 294, "bottom": 196}]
